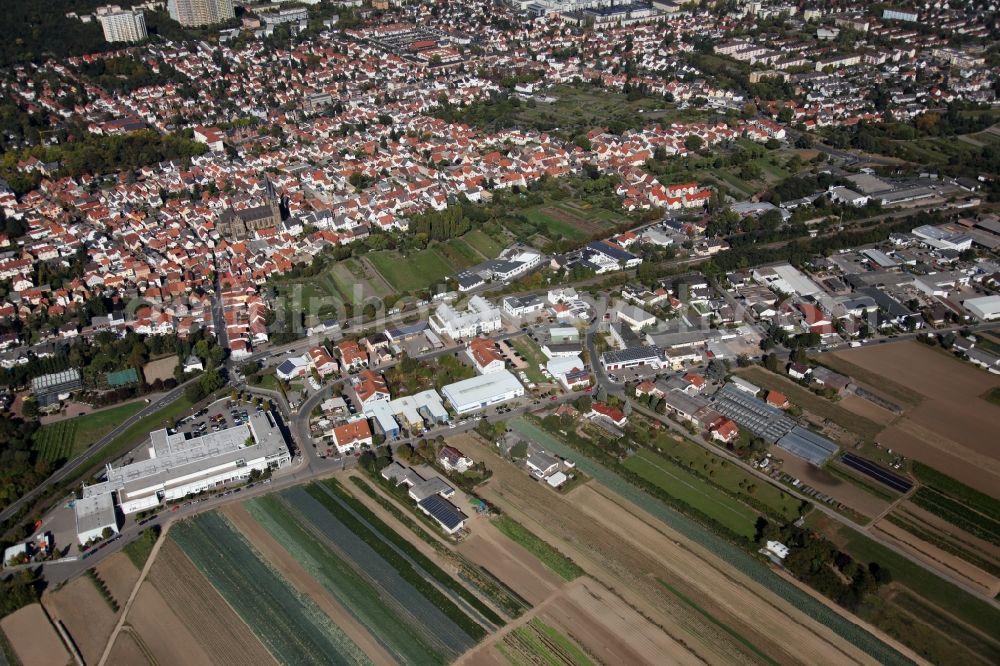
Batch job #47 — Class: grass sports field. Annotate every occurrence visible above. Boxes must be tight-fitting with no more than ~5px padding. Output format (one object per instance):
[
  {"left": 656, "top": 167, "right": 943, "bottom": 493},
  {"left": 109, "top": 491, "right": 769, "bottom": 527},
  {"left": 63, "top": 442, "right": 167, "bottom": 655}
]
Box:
[{"left": 33, "top": 402, "right": 145, "bottom": 465}]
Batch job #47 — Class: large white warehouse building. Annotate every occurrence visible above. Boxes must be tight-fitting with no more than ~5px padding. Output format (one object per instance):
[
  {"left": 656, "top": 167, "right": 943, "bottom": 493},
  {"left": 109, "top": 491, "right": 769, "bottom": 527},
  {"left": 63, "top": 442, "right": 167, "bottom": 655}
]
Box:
[
  {"left": 429, "top": 295, "right": 502, "bottom": 340},
  {"left": 441, "top": 369, "right": 524, "bottom": 414},
  {"left": 964, "top": 295, "right": 1000, "bottom": 321},
  {"left": 76, "top": 412, "right": 290, "bottom": 541}
]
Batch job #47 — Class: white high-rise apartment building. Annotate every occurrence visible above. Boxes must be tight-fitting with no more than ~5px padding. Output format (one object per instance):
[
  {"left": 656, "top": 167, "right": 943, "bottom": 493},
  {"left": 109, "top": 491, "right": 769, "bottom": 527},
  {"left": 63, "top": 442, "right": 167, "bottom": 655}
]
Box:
[
  {"left": 167, "top": 0, "right": 235, "bottom": 27},
  {"left": 95, "top": 5, "right": 147, "bottom": 43}
]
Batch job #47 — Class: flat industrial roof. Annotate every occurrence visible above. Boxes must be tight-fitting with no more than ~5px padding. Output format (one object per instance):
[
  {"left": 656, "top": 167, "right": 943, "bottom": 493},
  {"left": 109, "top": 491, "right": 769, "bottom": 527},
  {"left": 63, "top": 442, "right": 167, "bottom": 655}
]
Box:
[
  {"left": 364, "top": 389, "right": 448, "bottom": 430},
  {"left": 441, "top": 370, "right": 522, "bottom": 408},
  {"left": 87, "top": 412, "right": 288, "bottom": 501},
  {"left": 74, "top": 491, "right": 117, "bottom": 536}
]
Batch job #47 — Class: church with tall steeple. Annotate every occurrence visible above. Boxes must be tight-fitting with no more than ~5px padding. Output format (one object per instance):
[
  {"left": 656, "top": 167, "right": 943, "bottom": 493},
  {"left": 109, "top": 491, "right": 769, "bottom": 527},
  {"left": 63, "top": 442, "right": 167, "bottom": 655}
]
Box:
[{"left": 217, "top": 178, "right": 282, "bottom": 240}]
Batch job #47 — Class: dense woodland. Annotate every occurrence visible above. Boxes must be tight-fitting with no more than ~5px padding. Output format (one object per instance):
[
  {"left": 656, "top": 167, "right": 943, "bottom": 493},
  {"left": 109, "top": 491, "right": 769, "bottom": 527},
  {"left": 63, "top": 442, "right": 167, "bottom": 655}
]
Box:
[
  {"left": 0, "top": 129, "right": 207, "bottom": 195},
  {"left": 77, "top": 56, "right": 183, "bottom": 94},
  {"left": 0, "top": 0, "right": 110, "bottom": 67}
]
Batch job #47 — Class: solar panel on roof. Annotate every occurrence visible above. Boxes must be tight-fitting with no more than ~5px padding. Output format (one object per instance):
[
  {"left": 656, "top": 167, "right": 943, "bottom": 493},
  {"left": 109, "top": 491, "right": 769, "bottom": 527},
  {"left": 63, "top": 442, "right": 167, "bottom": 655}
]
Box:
[{"left": 417, "top": 495, "right": 466, "bottom": 530}]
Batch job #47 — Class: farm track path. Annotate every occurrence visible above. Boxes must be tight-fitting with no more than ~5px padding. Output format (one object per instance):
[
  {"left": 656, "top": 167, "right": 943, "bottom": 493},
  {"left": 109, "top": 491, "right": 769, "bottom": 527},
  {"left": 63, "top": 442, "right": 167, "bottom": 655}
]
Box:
[
  {"left": 97, "top": 522, "right": 171, "bottom": 666},
  {"left": 453, "top": 577, "right": 582, "bottom": 665},
  {"left": 867, "top": 485, "right": 917, "bottom": 525}
]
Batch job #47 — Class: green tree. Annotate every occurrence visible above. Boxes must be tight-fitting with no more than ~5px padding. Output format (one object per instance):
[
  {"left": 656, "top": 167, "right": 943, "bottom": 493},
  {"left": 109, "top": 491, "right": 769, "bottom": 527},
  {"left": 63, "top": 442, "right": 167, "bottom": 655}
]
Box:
[
  {"left": 684, "top": 135, "right": 704, "bottom": 152},
  {"left": 509, "top": 440, "right": 528, "bottom": 460},
  {"left": 21, "top": 398, "right": 39, "bottom": 419}
]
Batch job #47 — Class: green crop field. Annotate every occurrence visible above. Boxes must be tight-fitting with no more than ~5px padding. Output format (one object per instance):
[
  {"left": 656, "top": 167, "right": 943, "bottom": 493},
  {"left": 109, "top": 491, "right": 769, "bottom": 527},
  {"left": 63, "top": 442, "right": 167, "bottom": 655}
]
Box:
[
  {"left": 33, "top": 402, "right": 145, "bottom": 464},
  {"left": 499, "top": 619, "right": 596, "bottom": 666},
  {"left": 859, "top": 594, "right": 991, "bottom": 666},
  {"left": 314, "top": 479, "right": 504, "bottom": 634},
  {"left": 887, "top": 590, "right": 1000, "bottom": 666},
  {"left": 245, "top": 495, "right": 452, "bottom": 664},
  {"left": 369, "top": 249, "right": 454, "bottom": 292},
  {"left": 172, "top": 513, "right": 372, "bottom": 666},
  {"left": 246, "top": 496, "right": 446, "bottom": 657},
  {"left": 32, "top": 420, "right": 78, "bottom": 464},
  {"left": 348, "top": 476, "right": 530, "bottom": 619},
  {"left": 522, "top": 207, "right": 591, "bottom": 241},
  {"left": 493, "top": 516, "right": 583, "bottom": 581},
  {"left": 298, "top": 483, "right": 486, "bottom": 642},
  {"left": 463, "top": 229, "right": 503, "bottom": 259},
  {"left": 648, "top": 433, "right": 804, "bottom": 522},
  {"left": 911, "top": 487, "right": 1000, "bottom": 547},
  {"left": 252, "top": 482, "right": 488, "bottom": 659},
  {"left": 624, "top": 449, "right": 759, "bottom": 539},
  {"left": 911, "top": 462, "right": 1000, "bottom": 523},
  {"left": 818, "top": 514, "right": 1000, "bottom": 639}
]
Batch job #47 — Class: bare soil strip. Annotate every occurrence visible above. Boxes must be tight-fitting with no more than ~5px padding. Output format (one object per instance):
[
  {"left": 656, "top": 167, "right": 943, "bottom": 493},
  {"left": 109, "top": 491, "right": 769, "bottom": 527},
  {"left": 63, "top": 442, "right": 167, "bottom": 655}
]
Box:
[
  {"left": 146, "top": 538, "right": 278, "bottom": 666},
  {"left": 828, "top": 344, "right": 1000, "bottom": 495},
  {"left": 95, "top": 552, "right": 140, "bottom": 605},
  {"left": 43, "top": 574, "right": 118, "bottom": 665},
  {"left": 459, "top": 433, "right": 893, "bottom": 666},
  {"left": 580, "top": 483, "right": 885, "bottom": 666},
  {"left": 778, "top": 453, "right": 890, "bottom": 518},
  {"left": 457, "top": 527, "right": 564, "bottom": 607},
  {"left": 873, "top": 520, "right": 1000, "bottom": 597},
  {"left": 838, "top": 395, "right": 899, "bottom": 426},
  {"left": 222, "top": 501, "right": 397, "bottom": 666},
  {"left": 877, "top": 421, "right": 1000, "bottom": 496},
  {"left": 540, "top": 577, "right": 710, "bottom": 666},
  {"left": 105, "top": 630, "right": 151, "bottom": 666},
  {"left": 119, "top": 581, "right": 216, "bottom": 666},
  {"left": 0, "top": 603, "right": 71, "bottom": 666}
]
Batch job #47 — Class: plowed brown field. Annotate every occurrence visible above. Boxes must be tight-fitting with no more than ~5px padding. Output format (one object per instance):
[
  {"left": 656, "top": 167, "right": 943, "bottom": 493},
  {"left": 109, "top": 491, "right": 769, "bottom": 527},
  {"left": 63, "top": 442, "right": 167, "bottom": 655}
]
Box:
[
  {"left": 827, "top": 343, "right": 1000, "bottom": 495},
  {"left": 458, "top": 433, "right": 902, "bottom": 666},
  {"left": 43, "top": 573, "right": 118, "bottom": 665},
  {"left": 0, "top": 603, "right": 71, "bottom": 666},
  {"left": 145, "top": 539, "right": 277, "bottom": 666}
]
